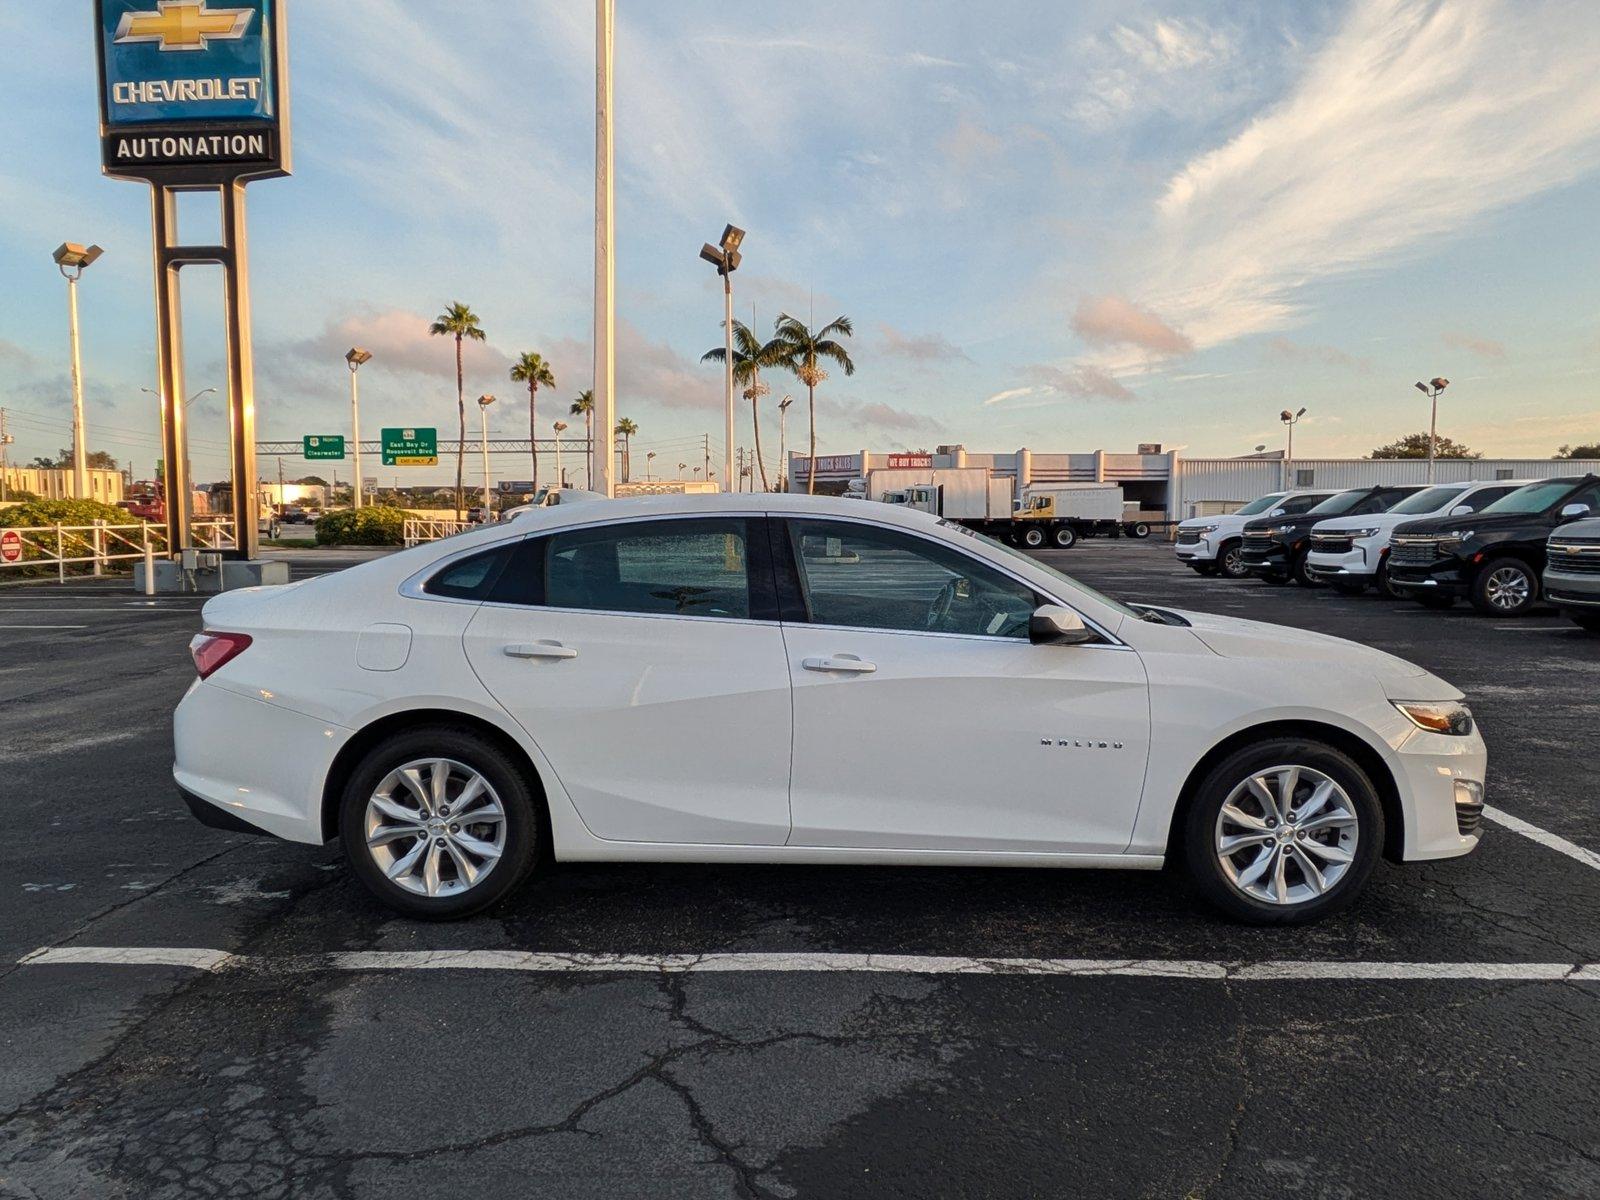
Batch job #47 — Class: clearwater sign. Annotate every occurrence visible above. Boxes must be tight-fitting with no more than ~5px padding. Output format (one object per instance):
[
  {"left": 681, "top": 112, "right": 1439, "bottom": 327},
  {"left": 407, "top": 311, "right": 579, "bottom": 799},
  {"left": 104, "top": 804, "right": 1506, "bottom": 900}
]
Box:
[{"left": 96, "top": 0, "right": 291, "bottom": 181}]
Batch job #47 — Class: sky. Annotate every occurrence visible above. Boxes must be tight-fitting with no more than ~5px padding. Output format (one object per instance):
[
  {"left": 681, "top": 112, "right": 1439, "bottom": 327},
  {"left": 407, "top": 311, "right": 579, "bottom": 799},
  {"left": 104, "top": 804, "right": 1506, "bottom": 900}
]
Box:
[{"left": 1, "top": 0, "right": 1599, "bottom": 487}]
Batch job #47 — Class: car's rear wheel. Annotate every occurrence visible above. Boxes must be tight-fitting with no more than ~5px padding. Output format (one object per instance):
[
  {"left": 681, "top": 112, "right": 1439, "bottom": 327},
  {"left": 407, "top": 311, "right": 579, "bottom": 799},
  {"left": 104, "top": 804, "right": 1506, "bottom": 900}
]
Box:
[
  {"left": 1021, "top": 526, "right": 1047, "bottom": 548},
  {"left": 1470, "top": 558, "right": 1539, "bottom": 616},
  {"left": 1182, "top": 739, "right": 1383, "bottom": 924},
  {"left": 1127, "top": 522, "right": 1152, "bottom": 539},
  {"left": 1218, "top": 542, "right": 1250, "bottom": 579},
  {"left": 340, "top": 727, "right": 541, "bottom": 920},
  {"left": 1053, "top": 525, "right": 1078, "bottom": 549}
]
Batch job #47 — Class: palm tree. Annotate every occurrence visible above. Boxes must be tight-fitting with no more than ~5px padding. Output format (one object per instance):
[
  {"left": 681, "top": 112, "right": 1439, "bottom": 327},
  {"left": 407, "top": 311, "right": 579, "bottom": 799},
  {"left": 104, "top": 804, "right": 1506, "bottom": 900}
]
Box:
[
  {"left": 569, "top": 390, "right": 594, "bottom": 488},
  {"left": 614, "top": 417, "right": 638, "bottom": 483},
  {"left": 429, "top": 302, "right": 487, "bottom": 515},
  {"left": 770, "top": 313, "right": 855, "bottom": 494},
  {"left": 702, "top": 319, "right": 781, "bottom": 491},
  {"left": 509, "top": 352, "right": 555, "bottom": 493}
]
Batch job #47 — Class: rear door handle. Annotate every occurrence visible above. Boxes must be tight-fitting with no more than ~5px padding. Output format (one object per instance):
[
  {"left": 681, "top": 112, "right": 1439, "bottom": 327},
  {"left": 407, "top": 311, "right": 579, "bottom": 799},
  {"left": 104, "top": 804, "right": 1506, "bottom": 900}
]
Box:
[
  {"left": 802, "top": 654, "right": 877, "bottom": 674},
  {"left": 505, "top": 641, "right": 578, "bottom": 660}
]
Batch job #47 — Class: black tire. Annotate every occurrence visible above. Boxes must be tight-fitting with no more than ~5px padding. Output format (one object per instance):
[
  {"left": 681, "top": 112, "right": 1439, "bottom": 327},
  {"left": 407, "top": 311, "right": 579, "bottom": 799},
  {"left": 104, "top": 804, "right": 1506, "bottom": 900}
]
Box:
[
  {"left": 1182, "top": 738, "right": 1384, "bottom": 925},
  {"left": 1413, "top": 592, "right": 1454, "bottom": 609},
  {"left": 1375, "top": 559, "right": 1397, "bottom": 599},
  {"left": 1469, "top": 557, "right": 1539, "bottom": 616},
  {"left": 1568, "top": 612, "right": 1600, "bottom": 633},
  {"left": 1218, "top": 541, "right": 1250, "bottom": 580},
  {"left": 1021, "top": 527, "right": 1047, "bottom": 548},
  {"left": 1128, "top": 522, "right": 1152, "bottom": 539},
  {"left": 1291, "top": 551, "right": 1320, "bottom": 588},
  {"left": 339, "top": 726, "right": 542, "bottom": 920},
  {"left": 1053, "top": 525, "right": 1078, "bottom": 549}
]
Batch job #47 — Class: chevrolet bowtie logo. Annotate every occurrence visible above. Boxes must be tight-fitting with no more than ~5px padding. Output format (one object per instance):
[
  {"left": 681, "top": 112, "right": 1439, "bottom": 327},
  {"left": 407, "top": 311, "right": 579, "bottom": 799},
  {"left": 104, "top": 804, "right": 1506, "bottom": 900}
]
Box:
[{"left": 115, "top": 1, "right": 254, "bottom": 52}]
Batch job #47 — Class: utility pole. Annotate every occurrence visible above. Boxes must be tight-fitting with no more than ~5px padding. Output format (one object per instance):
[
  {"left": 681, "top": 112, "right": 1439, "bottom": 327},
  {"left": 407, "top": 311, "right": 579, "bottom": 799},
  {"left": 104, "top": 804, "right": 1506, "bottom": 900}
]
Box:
[
  {"left": 276, "top": 456, "right": 284, "bottom": 514},
  {"left": 777, "top": 395, "right": 793, "bottom": 493},
  {"left": 0, "top": 407, "right": 11, "bottom": 502},
  {"left": 703, "top": 433, "right": 711, "bottom": 481},
  {"left": 593, "top": 0, "right": 616, "bottom": 499}
]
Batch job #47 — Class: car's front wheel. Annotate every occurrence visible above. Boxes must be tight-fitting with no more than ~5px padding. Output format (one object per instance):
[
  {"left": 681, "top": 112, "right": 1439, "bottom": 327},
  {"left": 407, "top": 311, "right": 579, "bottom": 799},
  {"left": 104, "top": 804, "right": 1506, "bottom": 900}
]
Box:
[
  {"left": 1471, "top": 558, "right": 1539, "bottom": 616},
  {"left": 340, "top": 726, "right": 542, "bottom": 920},
  {"left": 1182, "top": 739, "right": 1383, "bottom": 924},
  {"left": 1218, "top": 541, "right": 1250, "bottom": 579}
]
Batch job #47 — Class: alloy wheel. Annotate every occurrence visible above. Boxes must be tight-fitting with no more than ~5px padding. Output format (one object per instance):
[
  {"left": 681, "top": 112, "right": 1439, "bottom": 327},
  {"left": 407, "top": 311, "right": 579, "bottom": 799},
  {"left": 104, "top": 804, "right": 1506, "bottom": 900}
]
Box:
[
  {"left": 1221, "top": 546, "right": 1248, "bottom": 578},
  {"left": 363, "top": 758, "right": 507, "bottom": 897},
  {"left": 1485, "top": 566, "right": 1531, "bottom": 611},
  {"left": 1214, "top": 765, "right": 1358, "bottom": 906}
]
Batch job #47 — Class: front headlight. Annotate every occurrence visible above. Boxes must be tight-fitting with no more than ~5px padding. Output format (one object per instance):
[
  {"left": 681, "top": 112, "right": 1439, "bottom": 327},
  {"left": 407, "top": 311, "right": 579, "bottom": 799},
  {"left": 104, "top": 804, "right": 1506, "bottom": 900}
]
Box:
[
  {"left": 1441, "top": 532, "right": 1470, "bottom": 547},
  {"left": 1272, "top": 524, "right": 1295, "bottom": 537},
  {"left": 1190, "top": 523, "right": 1219, "bottom": 535},
  {"left": 1393, "top": 700, "right": 1474, "bottom": 736},
  {"left": 1344, "top": 528, "right": 1381, "bottom": 539}
]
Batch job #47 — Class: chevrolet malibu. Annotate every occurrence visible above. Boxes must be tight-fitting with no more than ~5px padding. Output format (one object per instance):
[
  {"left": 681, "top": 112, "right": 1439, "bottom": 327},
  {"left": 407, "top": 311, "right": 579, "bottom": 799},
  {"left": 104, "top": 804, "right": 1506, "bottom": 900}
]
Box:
[{"left": 176, "top": 494, "right": 1486, "bottom": 924}]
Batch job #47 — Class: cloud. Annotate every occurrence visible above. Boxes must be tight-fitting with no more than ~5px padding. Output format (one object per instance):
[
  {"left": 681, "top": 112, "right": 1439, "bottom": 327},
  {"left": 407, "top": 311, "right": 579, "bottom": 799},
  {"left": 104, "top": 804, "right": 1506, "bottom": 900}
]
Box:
[
  {"left": 1072, "top": 295, "right": 1193, "bottom": 357},
  {"left": 1138, "top": 0, "right": 1600, "bottom": 350},
  {"left": 261, "top": 308, "right": 516, "bottom": 392},
  {"left": 1109, "top": 18, "right": 1232, "bottom": 73},
  {"left": 1026, "top": 363, "right": 1137, "bottom": 402},
  {"left": 876, "top": 324, "right": 970, "bottom": 363},
  {"left": 816, "top": 396, "right": 940, "bottom": 435},
  {"left": 1442, "top": 331, "right": 1506, "bottom": 360},
  {"left": 1264, "top": 336, "right": 1371, "bottom": 372},
  {"left": 938, "top": 117, "right": 1004, "bottom": 172},
  {"left": 983, "top": 386, "right": 1036, "bottom": 407},
  {"left": 1065, "top": 15, "right": 1243, "bottom": 130},
  {"left": 0, "top": 337, "right": 40, "bottom": 374}
]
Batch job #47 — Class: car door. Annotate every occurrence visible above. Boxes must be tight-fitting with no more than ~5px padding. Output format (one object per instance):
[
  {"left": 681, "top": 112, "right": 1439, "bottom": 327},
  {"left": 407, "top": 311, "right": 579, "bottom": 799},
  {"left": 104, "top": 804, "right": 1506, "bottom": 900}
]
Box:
[
  {"left": 460, "top": 515, "right": 794, "bottom": 845},
  {"left": 774, "top": 516, "right": 1151, "bottom": 854}
]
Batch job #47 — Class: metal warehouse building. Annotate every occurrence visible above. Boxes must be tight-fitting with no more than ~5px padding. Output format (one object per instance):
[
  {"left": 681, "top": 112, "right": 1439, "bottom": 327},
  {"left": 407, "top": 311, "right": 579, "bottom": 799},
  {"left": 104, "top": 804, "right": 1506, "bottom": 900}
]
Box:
[{"left": 788, "top": 447, "right": 1600, "bottom": 521}]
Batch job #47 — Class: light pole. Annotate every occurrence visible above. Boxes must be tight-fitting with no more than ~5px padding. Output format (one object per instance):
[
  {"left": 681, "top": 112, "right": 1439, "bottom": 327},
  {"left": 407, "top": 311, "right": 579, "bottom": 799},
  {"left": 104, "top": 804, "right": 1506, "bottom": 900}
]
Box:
[
  {"left": 553, "top": 420, "right": 568, "bottom": 488},
  {"left": 346, "top": 348, "right": 373, "bottom": 508},
  {"left": 1280, "top": 407, "right": 1307, "bottom": 490},
  {"left": 54, "top": 243, "right": 103, "bottom": 500},
  {"left": 777, "top": 395, "right": 793, "bottom": 492},
  {"left": 477, "top": 394, "right": 496, "bottom": 515},
  {"left": 594, "top": 0, "right": 616, "bottom": 499},
  {"left": 142, "top": 385, "right": 213, "bottom": 492},
  {"left": 1414, "top": 378, "right": 1449, "bottom": 483},
  {"left": 699, "top": 223, "right": 745, "bottom": 493},
  {"left": 646, "top": 451, "right": 656, "bottom": 481}
]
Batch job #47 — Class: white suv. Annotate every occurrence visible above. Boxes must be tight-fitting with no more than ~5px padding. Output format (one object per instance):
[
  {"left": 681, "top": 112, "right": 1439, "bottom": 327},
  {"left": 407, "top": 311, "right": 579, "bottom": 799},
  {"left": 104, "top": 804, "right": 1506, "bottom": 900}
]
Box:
[
  {"left": 1175, "top": 490, "right": 1336, "bottom": 579},
  {"left": 1306, "top": 480, "right": 1533, "bottom": 596}
]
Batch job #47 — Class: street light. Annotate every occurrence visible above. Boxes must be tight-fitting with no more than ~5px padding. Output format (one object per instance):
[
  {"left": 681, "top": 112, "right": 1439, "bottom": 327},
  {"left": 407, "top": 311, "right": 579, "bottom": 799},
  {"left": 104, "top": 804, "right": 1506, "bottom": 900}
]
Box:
[
  {"left": 699, "top": 223, "right": 745, "bottom": 493},
  {"left": 476, "top": 395, "right": 496, "bottom": 516},
  {"left": 346, "top": 348, "right": 373, "bottom": 509},
  {"left": 552, "top": 420, "right": 568, "bottom": 488},
  {"left": 142, "top": 385, "right": 213, "bottom": 488},
  {"left": 777, "top": 395, "right": 794, "bottom": 492},
  {"left": 646, "top": 451, "right": 657, "bottom": 481},
  {"left": 1414, "top": 378, "right": 1450, "bottom": 483},
  {"left": 1280, "top": 407, "right": 1307, "bottom": 489},
  {"left": 54, "top": 242, "right": 104, "bottom": 500}
]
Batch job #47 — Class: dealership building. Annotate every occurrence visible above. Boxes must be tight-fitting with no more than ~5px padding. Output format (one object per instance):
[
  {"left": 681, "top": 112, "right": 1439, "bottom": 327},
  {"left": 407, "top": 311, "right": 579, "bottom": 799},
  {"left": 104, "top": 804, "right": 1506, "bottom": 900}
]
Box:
[{"left": 788, "top": 446, "right": 1600, "bottom": 521}]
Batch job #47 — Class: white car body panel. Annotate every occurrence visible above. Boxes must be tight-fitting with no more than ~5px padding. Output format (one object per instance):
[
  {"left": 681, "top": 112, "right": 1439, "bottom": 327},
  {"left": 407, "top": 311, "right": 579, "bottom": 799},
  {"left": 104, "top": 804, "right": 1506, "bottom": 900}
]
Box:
[{"left": 174, "top": 494, "right": 1485, "bottom": 870}]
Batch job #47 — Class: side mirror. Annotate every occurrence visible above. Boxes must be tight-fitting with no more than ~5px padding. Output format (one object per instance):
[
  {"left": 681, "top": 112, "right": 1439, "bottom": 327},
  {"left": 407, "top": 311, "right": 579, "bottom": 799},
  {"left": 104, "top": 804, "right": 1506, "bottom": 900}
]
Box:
[
  {"left": 1560, "top": 503, "right": 1592, "bottom": 520},
  {"left": 1029, "top": 604, "right": 1097, "bottom": 646},
  {"left": 1450, "top": 504, "right": 1473, "bottom": 516}
]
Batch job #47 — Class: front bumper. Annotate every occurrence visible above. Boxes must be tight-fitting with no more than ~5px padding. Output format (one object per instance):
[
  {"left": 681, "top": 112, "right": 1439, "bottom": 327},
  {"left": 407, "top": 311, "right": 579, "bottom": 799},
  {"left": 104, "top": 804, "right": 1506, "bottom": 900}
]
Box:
[
  {"left": 1391, "top": 722, "right": 1488, "bottom": 860},
  {"left": 1387, "top": 563, "right": 1469, "bottom": 599},
  {"left": 1544, "top": 568, "right": 1600, "bottom": 610},
  {"left": 1240, "top": 542, "right": 1292, "bottom": 578},
  {"left": 1174, "top": 535, "right": 1218, "bottom": 564},
  {"left": 1306, "top": 541, "right": 1383, "bottom": 585},
  {"left": 173, "top": 678, "right": 350, "bottom": 845}
]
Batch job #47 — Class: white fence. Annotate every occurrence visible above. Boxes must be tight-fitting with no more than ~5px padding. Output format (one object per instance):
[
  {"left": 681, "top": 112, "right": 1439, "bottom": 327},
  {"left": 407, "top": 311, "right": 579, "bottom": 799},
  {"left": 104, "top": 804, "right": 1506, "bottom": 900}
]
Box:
[
  {"left": 0, "top": 520, "right": 237, "bottom": 583},
  {"left": 403, "top": 518, "right": 473, "bottom": 547}
]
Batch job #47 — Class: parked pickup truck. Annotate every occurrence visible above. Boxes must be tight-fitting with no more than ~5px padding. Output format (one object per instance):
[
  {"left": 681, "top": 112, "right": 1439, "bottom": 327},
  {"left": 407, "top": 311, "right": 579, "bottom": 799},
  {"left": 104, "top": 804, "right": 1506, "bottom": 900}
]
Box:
[
  {"left": 1387, "top": 475, "right": 1600, "bottom": 615},
  {"left": 1239, "top": 485, "right": 1424, "bottom": 586},
  {"left": 1543, "top": 517, "right": 1600, "bottom": 632}
]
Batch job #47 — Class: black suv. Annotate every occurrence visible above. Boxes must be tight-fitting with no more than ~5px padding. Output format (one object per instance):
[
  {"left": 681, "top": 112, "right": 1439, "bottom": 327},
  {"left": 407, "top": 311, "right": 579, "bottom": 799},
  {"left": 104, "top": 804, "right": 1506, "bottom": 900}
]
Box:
[
  {"left": 1239, "top": 485, "right": 1424, "bottom": 586},
  {"left": 1387, "top": 475, "right": 1600, "bottom": 615}
]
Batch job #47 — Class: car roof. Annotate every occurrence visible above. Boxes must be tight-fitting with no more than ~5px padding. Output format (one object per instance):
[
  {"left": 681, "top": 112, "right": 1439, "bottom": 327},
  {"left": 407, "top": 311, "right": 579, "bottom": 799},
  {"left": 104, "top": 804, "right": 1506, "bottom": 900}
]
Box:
[{"left": 500, "top": 490, "right": 942, "bottom": 532}]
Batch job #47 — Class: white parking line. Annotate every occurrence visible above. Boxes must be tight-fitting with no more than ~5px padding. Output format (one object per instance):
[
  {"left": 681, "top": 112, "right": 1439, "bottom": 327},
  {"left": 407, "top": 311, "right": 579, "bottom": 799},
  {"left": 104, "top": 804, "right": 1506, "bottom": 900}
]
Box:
[
  {"left": 1485, "top": 806, "right": 1600, "bottom": 873},
  {"left": 0, "top": 625, "right": 87, "bottom": 630},
  {"left": 16, "top": 947, "right": 1600, "bottom": 981}
]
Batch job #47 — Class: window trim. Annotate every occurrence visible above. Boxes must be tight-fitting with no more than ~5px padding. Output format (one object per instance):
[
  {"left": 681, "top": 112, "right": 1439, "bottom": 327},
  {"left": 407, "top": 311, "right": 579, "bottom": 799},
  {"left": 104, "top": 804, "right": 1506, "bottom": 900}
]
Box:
[{"left": 767, "top": 513, "right": 1127, "bottom": 648}]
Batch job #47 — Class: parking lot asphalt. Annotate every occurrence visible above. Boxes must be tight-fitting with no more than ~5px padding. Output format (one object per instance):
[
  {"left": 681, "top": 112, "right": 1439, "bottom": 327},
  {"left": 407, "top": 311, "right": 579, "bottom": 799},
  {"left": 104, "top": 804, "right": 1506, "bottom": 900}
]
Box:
[{"left": 2, "top": 540, "right": 1597, "bottom": 1199}]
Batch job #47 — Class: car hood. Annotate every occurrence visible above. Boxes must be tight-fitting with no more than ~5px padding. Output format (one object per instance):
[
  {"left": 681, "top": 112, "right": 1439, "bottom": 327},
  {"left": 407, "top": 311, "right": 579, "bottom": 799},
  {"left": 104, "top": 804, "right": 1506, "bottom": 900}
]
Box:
[
  {"left": 1391, "top": 511, "right": 1544, "bottom": 538},
  {"left": 1313, "top": 512, "right": 1415, "bottom": 533},
  {"left": 1168, "top": 608, "right": 1434, "bottom": 685}
]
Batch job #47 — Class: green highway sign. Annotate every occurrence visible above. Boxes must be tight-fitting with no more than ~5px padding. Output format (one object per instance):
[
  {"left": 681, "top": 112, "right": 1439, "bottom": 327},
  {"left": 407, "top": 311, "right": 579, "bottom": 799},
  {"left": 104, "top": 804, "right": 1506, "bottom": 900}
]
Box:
[
  {"left": 382, "top": 427, "right": 438, "bottom": 467},
  {"left": 302, "top": 435, "right": 346, "bottom": 460}
]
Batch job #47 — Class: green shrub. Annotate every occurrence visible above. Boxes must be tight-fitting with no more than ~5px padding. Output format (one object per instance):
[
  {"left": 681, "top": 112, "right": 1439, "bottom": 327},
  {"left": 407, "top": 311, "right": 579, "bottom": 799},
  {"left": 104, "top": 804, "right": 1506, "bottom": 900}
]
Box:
[
  {"left": 0, "top": 498, "right": 150, "bottom": 576},
  {"left": 2, "top": 498, "right": 137, "bottom": 528},
  {"left": 315, "top": 505, "right": 408, "bottom": 546}
]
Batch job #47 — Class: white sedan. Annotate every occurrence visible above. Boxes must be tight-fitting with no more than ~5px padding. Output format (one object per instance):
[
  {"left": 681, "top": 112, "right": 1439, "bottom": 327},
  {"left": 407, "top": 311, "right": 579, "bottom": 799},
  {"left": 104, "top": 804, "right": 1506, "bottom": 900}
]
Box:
[{"left": 175, "top": 494, "right": 1486, "bottom": 924}]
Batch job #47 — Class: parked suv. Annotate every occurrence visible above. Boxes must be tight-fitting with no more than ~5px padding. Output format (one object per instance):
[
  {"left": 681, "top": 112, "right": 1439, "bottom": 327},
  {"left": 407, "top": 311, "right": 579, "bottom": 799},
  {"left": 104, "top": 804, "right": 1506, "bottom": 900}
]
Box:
[
  {"left": 1305, "top": 480, "right": 1532, "bottom": 597},
  {"left": 1387, "top": 475, "right": 1600, "bottom": 615},
  {"left": 1175, "top": 490, "right": 1336, "bottom": 578},
  {"left": 1240, "top": 485, "right": 1425, "bottom": 586},
  {"left": 1543, "top": 517, "right": 1600, "bottom": 632}
]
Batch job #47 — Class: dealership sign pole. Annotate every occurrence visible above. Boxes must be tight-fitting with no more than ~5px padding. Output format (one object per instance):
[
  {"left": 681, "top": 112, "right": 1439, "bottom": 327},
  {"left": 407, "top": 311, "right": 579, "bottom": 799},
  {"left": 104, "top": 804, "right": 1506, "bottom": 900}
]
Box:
[{"left": 96, "top": 0, "right": 291, "bottom": 564}]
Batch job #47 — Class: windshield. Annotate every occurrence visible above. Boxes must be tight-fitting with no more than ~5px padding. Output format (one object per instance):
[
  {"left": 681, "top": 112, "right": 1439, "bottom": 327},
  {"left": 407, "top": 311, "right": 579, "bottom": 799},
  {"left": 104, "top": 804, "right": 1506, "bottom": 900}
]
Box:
[
  {"left": 1278, "top": 493, "right": 1332, "bottom": 515},
  {"left": 1388, "top": 485, "right": 1468, "bottom": 515},
  {"left": 1234, "top": 493, "right": 1286, "bottom": 516},
  {"left": 1306, "top": 490, "right": 1367, "bottom": 516},
  {"left": 1481, "top": 480, "right": 1576, "bottom": 515},
  {"left": 938, "top": 520, "right": 1141, "bottom": 621}
]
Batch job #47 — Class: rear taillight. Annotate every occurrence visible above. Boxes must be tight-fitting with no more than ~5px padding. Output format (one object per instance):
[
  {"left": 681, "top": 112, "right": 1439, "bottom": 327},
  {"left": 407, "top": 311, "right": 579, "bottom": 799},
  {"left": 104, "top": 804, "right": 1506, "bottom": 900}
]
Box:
[{"left": 190, "top": 631, "right": 253, "bottom": 680}]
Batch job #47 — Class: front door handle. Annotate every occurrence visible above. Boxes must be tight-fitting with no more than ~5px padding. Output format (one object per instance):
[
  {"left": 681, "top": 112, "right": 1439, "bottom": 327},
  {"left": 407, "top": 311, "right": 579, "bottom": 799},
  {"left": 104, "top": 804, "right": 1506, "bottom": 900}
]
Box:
[
  {"left": 802, "top": 654, "right": 877, "bottom": 674},
  {"left": 505, "top": 641, "right": 578, "bottom": 660}
]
